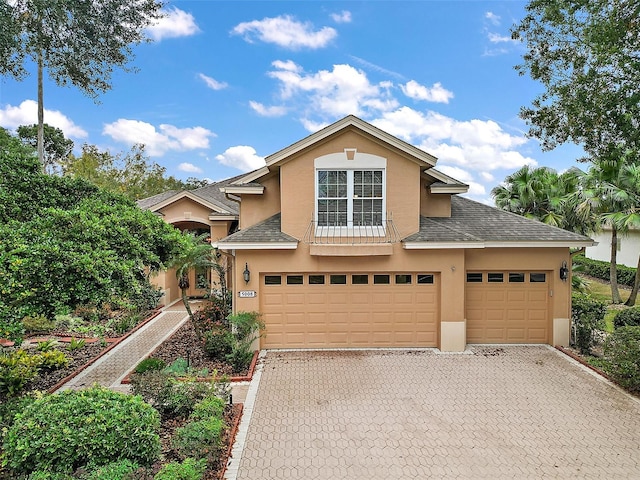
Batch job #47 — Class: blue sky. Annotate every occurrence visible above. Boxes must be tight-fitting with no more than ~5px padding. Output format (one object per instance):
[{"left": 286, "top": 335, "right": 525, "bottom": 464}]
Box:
[{"left": 0, "top": 1, "right": 585, "bottom": 204}]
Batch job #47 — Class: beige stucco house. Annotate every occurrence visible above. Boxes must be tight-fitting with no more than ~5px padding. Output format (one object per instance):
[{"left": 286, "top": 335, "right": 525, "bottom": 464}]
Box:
[{"left": 142, "top": 115, "right": 593, "bottom": 352}]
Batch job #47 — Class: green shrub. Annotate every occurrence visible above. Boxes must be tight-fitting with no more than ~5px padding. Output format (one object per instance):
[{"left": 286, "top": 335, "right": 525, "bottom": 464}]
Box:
[
  {"left": 83, "top": 459, "right": 140, "bottom": 480},
  {"left": 129, "top": 370, "right": 215, "bottom": 418},
  {"left": 571, "top": 293, "right": 607, "bottom": 354},
  {"left": 107, "top": 312, "right": 142, "bottom": 335},
  {"left": 23, "top": 314, "right": 56, "bottom": 333},
  {"left": 154, "top": 458, "right": 206, "bottom": 480},
  {"left": 172, "top": 417, "right": 225, "bottom": 460},
  {"left": 134, "top": 357, "right": 166, "bottom": 374},
  {"left": 163, "top": 357, "right": 190, "bottom": 376},
  {"left": 225, "top": 311, "right": 263, "bottom": 373},
  {"left": 573, "top": 254, "right": 637, "bottom": 287},
  {"left": 613, "top": 307, "right": 640, "bottom": 328},
  {"left": 190, "top": 395, "right": 225, "bottom": 422},
  {"left": 226, "top": 345, "right": 254, "bottom": 373},
  {"left": 54, "top": 314, "right": 85, "bottom": 332},
  {"left": 27, "top": 471, "right": 73, "bottom": 479},
  {"left": 0, "top": 316, "right": 25, "bottom": 344},
  {"left": 0, "top": 350, "right": 40, "bottom": 398},
  {"left": 1, "top": 387, "right": 160, "bottom": 475},
  {"left": 0, "top": 392, "right": 38, "bottom": 442},
  {"left": 34, "top": 350, "right": 70, "bottom": 370},
  {"left": 603, "top": 326, "right": 640, "bottom": 392},
  {"left": 202, "top": 329, "right": 234, "bottom": 361}
]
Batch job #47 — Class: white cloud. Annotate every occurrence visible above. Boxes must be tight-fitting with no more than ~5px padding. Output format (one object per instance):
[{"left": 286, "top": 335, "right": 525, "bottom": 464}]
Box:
[
  {"left": 488, "top": 32, "right": 517, "bottom": 44},
  {"left": 231, "top": 15, "right": 337, "bottom": 49},
  {"left": 0, "top": 99, "right": 87, "bottom": 138},
  {"left": 103, "top": 119, "right": 214, "bottom": 156},
  {"left": 401, "top": 80, "right": 454, "bottom": 104},
  {"left": 371, "top": 107, "right": 536, "bottom": 172},
  {"left": 249, "top": 101, "right": 287, "bottom": 117},
  {"left": 435, "top": 165, "right": 486, "bottom": 196},
  {"left": 485, "top": 12, "right": 501, "bottom": 26},
  {"left": 198, "top": 73, "right": 228, "bottom": 90},
  {"left": 267, "top": 61, "right": 398, "bottom": 121},
  {"left": 480, "top": 172, "right": 495, "bottom": 182},
  {"left": 178, "top": 162, "right": 203, "bottom": 173},
  {"left": 146, "top": 7, "right": 200, "bottom": 41},
  {"left": 331, "top": 11, "right": 352, "bottom": 23},
  {"left": 215, "top": 145, "right": 265, "bottom": 172}
]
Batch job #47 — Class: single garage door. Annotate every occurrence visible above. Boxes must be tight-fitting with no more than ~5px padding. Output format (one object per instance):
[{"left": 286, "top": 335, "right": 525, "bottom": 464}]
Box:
[
  {"left": 465, "top": 271, "right": 550, "bottom": 343},
  {"left": 260, "top": 272, "right": 439, "bottom": 348}
]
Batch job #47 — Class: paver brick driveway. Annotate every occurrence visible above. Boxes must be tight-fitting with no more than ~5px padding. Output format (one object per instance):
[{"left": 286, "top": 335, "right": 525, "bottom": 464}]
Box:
[{"left": 231, "top": 346, "right": 640, "bottom": 479}]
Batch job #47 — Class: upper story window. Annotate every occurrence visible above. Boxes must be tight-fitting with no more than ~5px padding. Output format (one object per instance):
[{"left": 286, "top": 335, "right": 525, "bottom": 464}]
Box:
[{"left": 317, "top": 169, "right": 384, "bottom": 227}]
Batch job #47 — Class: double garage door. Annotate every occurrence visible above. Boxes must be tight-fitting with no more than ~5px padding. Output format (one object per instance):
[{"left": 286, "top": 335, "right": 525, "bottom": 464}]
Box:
[{"left": 260, "top": 272, "right": 439, "bottom": 348}]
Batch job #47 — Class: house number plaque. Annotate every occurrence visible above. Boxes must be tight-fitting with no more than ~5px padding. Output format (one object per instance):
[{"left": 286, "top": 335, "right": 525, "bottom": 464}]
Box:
[{"left": 238, "top": 290, "right": 257, "bottom": 298}]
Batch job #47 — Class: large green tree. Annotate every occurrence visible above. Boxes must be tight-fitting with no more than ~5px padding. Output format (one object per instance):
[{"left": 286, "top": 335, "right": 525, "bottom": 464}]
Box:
[
  {"left": 0, "top": 0, "right": 164, "bottom": 168},
  {"left": 64, "top": 143, "right": 209, "bottom": 200},
  {"left": 17, "top": 123, "right": 73, "bottom": 174},
  {"left": 512, "top": 0, "right": 640, "bottom": 163},
  {"left": 0, "top": 128, "right": 184, "bottom": 340}
]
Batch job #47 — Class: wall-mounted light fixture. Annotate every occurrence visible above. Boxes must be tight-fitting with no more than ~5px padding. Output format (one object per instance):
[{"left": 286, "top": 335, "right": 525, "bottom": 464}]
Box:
[
  {"left": 559, "top": 261, "right": 568, "bottom": 281},
  {"left": 243, "top": 263, "right": 250, "bottom": 284}
]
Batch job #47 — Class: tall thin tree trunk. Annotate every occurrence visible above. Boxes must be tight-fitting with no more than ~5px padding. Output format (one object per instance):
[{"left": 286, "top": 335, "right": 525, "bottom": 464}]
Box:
[
  {"left": 624, "top": 252, "right": 640, "bottom": 306},
  {"left": 37, "top": 50, "right": 44, "bottom": 171},
  {"left": 181, "top": 288, "right": 193, "bottom": 320},
  {"left": 610, "top": 228, "right": 622, "bottom": 303}
]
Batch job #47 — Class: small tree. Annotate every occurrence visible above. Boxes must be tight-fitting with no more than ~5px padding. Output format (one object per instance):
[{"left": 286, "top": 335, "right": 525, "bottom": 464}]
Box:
[{"left": 169, "top": 233, "right": 216, "bottom": 321}]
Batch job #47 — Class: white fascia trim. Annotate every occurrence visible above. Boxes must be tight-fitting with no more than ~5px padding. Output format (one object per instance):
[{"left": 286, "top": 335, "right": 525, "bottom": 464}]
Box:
[
  {"left": 219, "top": 186, "right": 265, "bottom": 195},
  {"left": 213, "top": 242, "right": 298, "bottom": 250},
  {"left": 403, "top": 242, "right": 485, "bottom": 249},
  {"left": 425, "top": 168, "right": 466, "bottom": 185},
  {"left": 429, "top": 185, "right": 469, "bottom": 194},
  {"left": 208, "top": 215, "right": 238, "bottom": 221},
  {"left": 483, "top": 240, "right": 596, "bottom": 248},
  {"left": 233, "top": 166, "right": 270, "bottom": 185},
  {"left": 150, "top": 191, "right": 231, "bottom": 214},
  {"left": 403, "top": 240, "right": 595, "bottom": 249},
  {"left": 265, "top": 116, "right": 437, "bottom": 168}
]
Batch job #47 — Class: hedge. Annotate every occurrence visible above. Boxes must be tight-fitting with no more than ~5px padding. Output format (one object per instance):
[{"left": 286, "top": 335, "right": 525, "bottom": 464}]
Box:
[{"left": 573, "top": 254, "right": 637, "bottom": 287}]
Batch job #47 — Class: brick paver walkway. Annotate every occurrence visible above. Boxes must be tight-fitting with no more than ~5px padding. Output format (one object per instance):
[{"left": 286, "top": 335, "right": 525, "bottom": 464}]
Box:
[
  {"left": 228, "top": 347, "right": 640, "bottom": 479},
  {"left": 57, "top": 308, "right": 189, "bottom": 392}
]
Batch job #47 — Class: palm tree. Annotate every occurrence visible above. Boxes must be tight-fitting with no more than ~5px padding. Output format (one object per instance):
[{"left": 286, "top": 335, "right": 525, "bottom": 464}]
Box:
[
  {"left": 602, "top": 163, "right": 640, "bottom": 306},
  {"left": 572, "top": 157, "right": 638, "bottom": 304},
  {"left": 169, "top": 233, "right": 216, "bottom": 320},
  {"left": 492, "top": 165, "right": 580, "bottom": 231}
]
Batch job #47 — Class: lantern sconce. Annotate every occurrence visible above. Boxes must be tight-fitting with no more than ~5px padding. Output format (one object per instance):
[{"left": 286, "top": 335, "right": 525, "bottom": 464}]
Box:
[
  {"left": 559, "top": 261, "right": 568, "bottom": 281},
  {"left": 243, "top": 263, "right": 251, "bottom": 284}
]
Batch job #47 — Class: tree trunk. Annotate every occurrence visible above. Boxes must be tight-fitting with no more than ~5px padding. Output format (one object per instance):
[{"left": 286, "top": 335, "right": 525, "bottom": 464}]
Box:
[
  {"left": 624, "top": 252, "right": 640, "bottom": 306},
  {"left": 610, "top": 228, "right": 622, "bottom": 303},
  {"left": 37, "top": 50, "right": 45, "bottom": 171},
  {"left": 181, "top": 288, "right": 193, "bottom": 321}
]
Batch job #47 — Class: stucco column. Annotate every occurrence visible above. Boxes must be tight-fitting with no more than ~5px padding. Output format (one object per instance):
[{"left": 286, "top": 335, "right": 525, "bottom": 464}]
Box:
[{"left": 439, "top": 250, "right": 466, "bottom": 352}]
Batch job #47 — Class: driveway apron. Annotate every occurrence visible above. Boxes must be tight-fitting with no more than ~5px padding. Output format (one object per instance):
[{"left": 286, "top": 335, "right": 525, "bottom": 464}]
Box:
[{"left": 229, "top": 346, "right": 640, "bottom": 479}]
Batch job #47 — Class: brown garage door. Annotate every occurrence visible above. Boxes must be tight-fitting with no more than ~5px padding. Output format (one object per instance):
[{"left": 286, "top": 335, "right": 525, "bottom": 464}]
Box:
[
  {"left": 260, "top": 273, "right": 439, "bottom": 348},
  {"left": 465, "top": 271, "right": 550, "bottom": 343}
]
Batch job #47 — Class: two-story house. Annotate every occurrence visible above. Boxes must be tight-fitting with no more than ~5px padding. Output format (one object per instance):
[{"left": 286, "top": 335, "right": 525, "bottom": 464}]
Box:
[{"left": 143, "top": 115, "right": 593, "bottom": 352}]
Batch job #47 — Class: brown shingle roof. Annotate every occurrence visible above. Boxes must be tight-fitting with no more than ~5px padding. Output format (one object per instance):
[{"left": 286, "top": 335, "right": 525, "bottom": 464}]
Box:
[
  {"left": 403, "top": 196, "right": 592, "bottom": 244},
  {"left": 218, "top": 213, "right": 297, "bottom": 244}
]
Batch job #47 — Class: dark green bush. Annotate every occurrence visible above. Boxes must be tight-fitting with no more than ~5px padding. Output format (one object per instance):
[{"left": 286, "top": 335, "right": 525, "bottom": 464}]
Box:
[
  {"left": 225, "top": 311, "right": 263, "bottom": 373},
  {"left": 573, "top": 254, "right": 637, "bottom": 287},
  {"left": 154, "top": 458, "right": 206, "bottom": 480},
  {"left": 134, "top": 357, "right": 166, "bottom": 374},
  {"left": 603, "top": 326, "right": 640, "bottom": 392},
  {"left": 172, "top": 417, "right": 225, "bottom": 460},
  {"left": 571, "top": 293, "right": 607, "bottom": 354},
  {"left": 203, "top": 329, "right": 234, "bottom": 361},
  {"left": 0, "top": 350, "right": 40, "bottom": 398},
  {"left": 1, "top": 387, "right": 160, "bottom": 475},
  {"left": 613, "top": 307, "right": 640, "bottom": 328},
  {"left": 0, "top": 392, "right": 37, "bottom": 442}
]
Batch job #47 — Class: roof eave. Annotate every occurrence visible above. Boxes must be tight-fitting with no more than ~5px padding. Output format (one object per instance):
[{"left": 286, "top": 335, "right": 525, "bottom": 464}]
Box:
[
  {"left": 213, "top": 241, "right": 298, "bottom": 250},
  {"left": 220, "top": 186, "right": 265, "bottom": 195}
]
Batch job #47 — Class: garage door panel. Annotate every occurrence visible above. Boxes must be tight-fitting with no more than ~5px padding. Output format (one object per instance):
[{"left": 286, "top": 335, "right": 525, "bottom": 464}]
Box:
[
  {"left": 261, "top": 273, "right": 439, "bottom": 348},
  {"left": 466, "top": 271, "right": 549, "bottom": 344}
]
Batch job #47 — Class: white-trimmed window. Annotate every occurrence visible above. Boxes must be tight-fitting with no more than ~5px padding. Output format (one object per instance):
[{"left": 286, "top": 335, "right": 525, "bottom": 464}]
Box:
[{"left": 317, "top": 169, "right": 384, "bottom": 227}]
